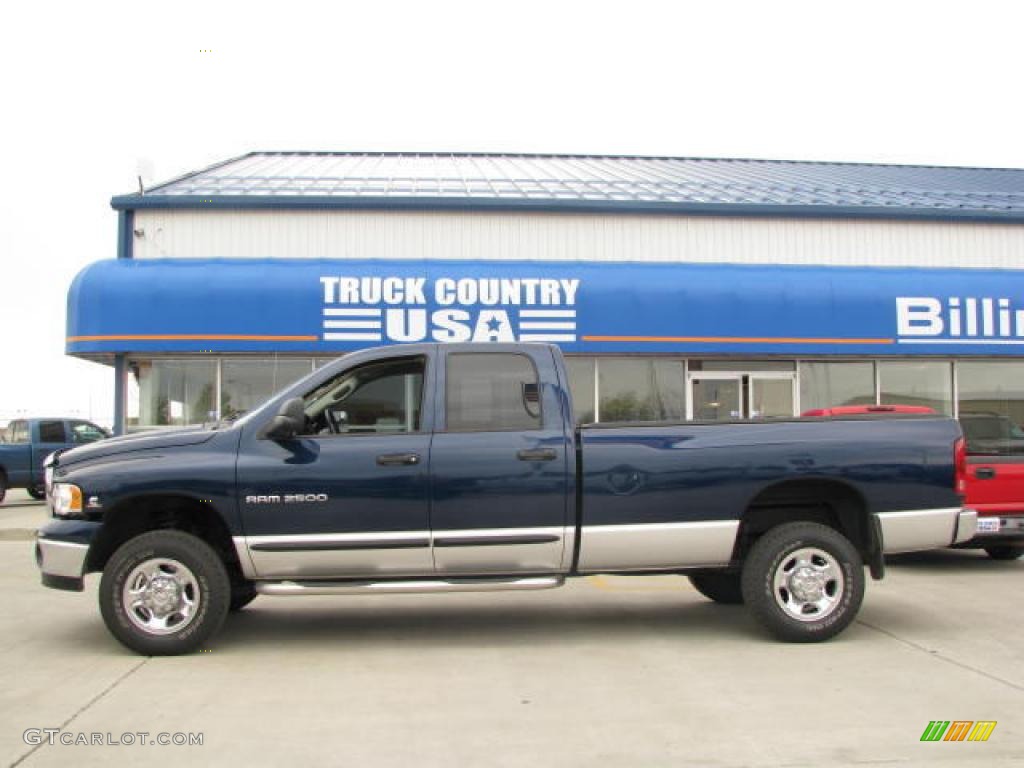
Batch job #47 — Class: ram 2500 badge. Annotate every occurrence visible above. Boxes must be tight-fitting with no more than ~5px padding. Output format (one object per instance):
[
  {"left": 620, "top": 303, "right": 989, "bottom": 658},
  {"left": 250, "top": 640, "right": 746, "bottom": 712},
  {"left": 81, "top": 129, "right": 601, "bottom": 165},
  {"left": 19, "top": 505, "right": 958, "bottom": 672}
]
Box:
[{"left": 36, "top": 343, "right": 976, "bottom": 655}]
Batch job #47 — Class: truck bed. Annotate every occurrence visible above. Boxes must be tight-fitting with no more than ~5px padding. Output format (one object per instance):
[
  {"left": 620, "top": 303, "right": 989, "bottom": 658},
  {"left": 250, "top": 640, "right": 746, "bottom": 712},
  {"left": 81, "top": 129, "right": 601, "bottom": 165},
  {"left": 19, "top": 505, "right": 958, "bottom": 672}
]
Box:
[{"left": 575, "top": 416, "right": 962, "bottom": 571}]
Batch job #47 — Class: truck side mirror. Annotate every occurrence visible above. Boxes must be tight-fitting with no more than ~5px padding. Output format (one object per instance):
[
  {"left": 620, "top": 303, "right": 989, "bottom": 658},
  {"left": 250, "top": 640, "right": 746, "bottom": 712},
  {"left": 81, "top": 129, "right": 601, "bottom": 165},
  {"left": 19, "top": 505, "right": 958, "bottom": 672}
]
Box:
[{"left": 260, "top": 397, "right": 306, "bottom": 441}]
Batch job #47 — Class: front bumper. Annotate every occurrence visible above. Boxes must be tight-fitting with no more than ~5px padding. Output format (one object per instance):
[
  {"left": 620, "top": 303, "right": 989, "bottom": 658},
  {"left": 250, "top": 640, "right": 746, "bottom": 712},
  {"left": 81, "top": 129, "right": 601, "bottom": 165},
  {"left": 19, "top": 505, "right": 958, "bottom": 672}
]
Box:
[
  {"left": 35, "top": 520, "right": 102, "bottom": 592},
  {"left": 876, "top": 507, "right": 977, "bottom": 554}
]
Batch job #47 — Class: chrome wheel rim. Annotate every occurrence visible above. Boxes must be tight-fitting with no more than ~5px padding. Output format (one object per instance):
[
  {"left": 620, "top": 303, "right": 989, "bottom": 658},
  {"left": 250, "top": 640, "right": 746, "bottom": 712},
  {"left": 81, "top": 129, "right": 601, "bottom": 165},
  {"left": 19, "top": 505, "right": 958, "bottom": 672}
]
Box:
[
  {"left": 122, "top": 558, "right": 201, "bottom": 636},
  {"left": 772, "top": 547, "right": 844, "bottom": 622}
]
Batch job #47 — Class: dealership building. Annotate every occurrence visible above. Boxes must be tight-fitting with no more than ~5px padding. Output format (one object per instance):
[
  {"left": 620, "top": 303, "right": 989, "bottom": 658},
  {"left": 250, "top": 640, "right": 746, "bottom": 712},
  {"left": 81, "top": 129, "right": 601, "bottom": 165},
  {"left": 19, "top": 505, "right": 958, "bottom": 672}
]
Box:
[{"left": 67, "top": 152, "right": 1024, "bottom": 434}]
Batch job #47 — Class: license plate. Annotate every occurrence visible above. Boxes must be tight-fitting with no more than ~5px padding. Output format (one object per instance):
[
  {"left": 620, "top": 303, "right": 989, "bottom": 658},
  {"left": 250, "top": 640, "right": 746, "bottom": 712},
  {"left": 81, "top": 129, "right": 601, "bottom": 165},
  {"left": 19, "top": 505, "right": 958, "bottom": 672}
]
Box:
[{"left": 976, "top": 517, "right": 1001, "bottom": 534}]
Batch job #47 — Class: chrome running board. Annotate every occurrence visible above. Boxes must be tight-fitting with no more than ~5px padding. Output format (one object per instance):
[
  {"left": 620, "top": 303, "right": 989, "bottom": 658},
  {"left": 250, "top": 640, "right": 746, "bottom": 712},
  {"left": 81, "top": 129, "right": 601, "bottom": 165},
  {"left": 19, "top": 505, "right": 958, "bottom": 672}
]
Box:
[{"left": 255, "top": 575, "right": 564, "bottom": 596}]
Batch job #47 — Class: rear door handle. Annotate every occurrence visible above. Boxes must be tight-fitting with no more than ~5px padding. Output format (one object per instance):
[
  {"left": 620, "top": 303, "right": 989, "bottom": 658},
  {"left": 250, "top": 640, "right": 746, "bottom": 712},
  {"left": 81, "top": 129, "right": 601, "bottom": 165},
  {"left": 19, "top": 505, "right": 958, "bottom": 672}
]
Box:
[
  {"left": 376, "top": 453, "right": 421, "bottom": 466},
  {"left": 517, "top": 448, "right": 557, "bottom": 462},
  {"left": 975, "top": 467, "right": 996, "bottom": 480}
]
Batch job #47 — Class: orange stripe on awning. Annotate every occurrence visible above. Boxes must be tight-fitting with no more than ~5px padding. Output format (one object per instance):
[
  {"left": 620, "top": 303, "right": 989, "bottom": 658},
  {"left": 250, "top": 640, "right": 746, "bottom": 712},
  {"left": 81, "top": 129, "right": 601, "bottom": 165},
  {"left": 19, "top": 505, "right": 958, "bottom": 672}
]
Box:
[
  {"left": 581, "top": 335, "right": 895, "bottom": 345},
  {"left": 67, "top": 334, "right": 319, "bottom": 342}
]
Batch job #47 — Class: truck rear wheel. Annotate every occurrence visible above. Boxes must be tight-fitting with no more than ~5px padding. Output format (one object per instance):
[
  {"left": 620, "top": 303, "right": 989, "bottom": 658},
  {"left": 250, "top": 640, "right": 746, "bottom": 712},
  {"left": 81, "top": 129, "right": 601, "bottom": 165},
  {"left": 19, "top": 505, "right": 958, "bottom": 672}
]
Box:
[
  {"left": 741, "top": 522, "right": 864, "bottom": 643},
  {"left": 26, "top": 485, "right": 46, "bottom": 500},
  {"left": 984, "top": 545, "right": 1024, "bottom": 561},
  {"left": 689, "top": 572, "right": 744, "bottom": 604},
  {"left": 0, "top": 474, "right": 6, "bottom": 504},
  {"left": 99, "top": 530, "right": 230, "bottom": 655}
]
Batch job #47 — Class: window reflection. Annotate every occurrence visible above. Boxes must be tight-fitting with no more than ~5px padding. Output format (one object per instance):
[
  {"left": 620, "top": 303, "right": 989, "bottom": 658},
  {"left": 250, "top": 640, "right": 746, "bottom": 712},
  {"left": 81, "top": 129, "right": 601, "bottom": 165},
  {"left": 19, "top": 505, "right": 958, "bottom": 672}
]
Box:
[
  {"left": 957, "top": 361, "right": 1024, "bottom": 455},
  {"left": 800, "top": 362, "right": 876, "bottom": 413},
  {"left": 598, "top": 359, "right": 685, "bottom": 422},
  {"left": 564, "top": 357, "right": 595, "bottom": 423},
  {"left": 221, "top": 359, "right": 314, "bottom": 420},
  {"left": 878, "top": 361, "right": 952, "bottom": 415},
  {"left": 131, "top": 360, "right": 218, "bottom": 427}
]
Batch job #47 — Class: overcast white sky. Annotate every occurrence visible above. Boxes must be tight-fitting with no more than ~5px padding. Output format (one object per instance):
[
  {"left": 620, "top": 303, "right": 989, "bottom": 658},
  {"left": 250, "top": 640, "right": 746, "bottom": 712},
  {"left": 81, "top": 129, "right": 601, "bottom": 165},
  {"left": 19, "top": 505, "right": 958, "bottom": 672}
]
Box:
[{"left": 2, "top": 0, "right": 1023, "bottom": 427}]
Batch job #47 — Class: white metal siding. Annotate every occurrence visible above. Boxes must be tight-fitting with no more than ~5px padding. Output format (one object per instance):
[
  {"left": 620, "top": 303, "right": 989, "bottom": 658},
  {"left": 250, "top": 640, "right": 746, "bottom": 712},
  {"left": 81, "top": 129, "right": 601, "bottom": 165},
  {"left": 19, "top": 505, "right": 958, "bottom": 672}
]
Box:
[{"left": 133, "top": 209, "right": 1024, "bottom": 268}]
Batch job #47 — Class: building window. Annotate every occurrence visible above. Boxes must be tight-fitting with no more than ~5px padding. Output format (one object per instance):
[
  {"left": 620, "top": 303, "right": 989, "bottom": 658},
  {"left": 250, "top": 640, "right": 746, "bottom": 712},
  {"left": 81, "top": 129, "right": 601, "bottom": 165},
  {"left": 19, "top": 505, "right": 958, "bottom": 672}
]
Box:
[
  {"left": 878, "top": 360, "right": 952, "bottom": 415},
  {"left": 564, "top": 357, "right": 595, "bottom": 424},
  {"left": 597, "top": 358, "right": 686, "bottom": 423},
  {"left": 799, "top": 362, "right": 876, "bottom": 413},
  {"left": 131, "top": 360, "right": 218, "bottom": 427},
  {"left": 957, "top": 361, "right": 1024, "bottom": 455},
  {"left": 221, "top": 359, "right": 314, "bottom": 421}
]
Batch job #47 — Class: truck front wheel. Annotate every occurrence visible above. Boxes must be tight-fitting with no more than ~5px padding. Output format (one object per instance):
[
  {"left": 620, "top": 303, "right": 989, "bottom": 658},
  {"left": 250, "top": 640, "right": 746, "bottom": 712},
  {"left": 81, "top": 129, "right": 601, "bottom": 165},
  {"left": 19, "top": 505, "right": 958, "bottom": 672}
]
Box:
[
  {"left": 99, "top": 530, "right": 230, "bottom": 655},
  {"left": 741, "top": 522, "right": 865, "bottom": 642},
  {"left": 689, "top": 572, "right": 744, "bottom": 604}
]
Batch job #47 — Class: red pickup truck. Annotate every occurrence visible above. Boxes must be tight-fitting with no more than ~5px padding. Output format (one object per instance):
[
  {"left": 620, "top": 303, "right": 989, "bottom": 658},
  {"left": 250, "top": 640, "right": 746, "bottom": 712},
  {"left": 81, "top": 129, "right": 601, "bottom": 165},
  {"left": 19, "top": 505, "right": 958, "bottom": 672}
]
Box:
[
  {"left": 803, "top": 406, "right": 1024, "bottom": 560},
  {"left": 958, "top": 412, "right": 1024, "bottom": 559}
]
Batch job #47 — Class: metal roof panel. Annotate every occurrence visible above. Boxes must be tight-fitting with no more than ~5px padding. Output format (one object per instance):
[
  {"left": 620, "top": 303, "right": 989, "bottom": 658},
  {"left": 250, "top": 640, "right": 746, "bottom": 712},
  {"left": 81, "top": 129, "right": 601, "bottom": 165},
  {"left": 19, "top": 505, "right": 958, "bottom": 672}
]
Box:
[{"left": 112, "top": 151, "right": 1024, "bottom": 221}]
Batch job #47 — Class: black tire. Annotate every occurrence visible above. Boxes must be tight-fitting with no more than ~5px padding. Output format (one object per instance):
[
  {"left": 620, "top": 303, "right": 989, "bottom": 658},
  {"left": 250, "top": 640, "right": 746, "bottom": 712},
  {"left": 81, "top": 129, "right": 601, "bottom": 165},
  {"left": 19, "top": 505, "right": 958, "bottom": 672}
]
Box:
[
  {"left": 229, "top": 583, "right": 258, "bottom": 612},
  {"left": 99, "top": 530, "right": 230, "bottom": 656},
  {"left": 984, "top": 545, "right": 1024, "bottom": 561},
  {"left": 741, "top": 522, "right": 865, "bottom": 643},
  {"left": 26, "top": 485, "right": 46, "bottom": 500},
  {"left": 689, "top": 572, "right": 744, "bottom": 604},
  {"left": 0, "top": 473, "right": 6, "bottom": 504}
]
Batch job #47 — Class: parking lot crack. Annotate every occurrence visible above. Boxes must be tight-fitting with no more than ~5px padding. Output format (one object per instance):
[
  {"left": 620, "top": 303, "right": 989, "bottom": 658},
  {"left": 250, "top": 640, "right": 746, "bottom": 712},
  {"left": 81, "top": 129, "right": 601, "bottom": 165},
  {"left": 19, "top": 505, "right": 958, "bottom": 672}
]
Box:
[
  {"left": 9, "top": 658, "right": 149, "bottom": 768},
  {"left": 857, "top": 619, "right": 1024, "bottom": 693}
]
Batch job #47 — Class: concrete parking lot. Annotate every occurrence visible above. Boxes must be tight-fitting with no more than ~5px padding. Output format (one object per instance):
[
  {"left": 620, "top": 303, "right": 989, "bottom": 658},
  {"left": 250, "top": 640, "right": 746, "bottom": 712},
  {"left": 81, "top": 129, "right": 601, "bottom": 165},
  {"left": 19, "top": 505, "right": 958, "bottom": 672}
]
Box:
[{"left": 1, "top": 491, "right": 1021, "bottom": 767}]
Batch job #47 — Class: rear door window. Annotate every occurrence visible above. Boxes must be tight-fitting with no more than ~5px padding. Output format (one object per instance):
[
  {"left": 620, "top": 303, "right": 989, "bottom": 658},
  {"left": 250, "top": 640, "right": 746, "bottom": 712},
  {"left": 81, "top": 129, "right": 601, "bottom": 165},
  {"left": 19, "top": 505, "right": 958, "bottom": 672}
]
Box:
[
  {"left": 38, "top": 421, "right": 67, "bottom": 443},
  {"left": 446, "top": 353, "right": 542, "bottom": 432}
]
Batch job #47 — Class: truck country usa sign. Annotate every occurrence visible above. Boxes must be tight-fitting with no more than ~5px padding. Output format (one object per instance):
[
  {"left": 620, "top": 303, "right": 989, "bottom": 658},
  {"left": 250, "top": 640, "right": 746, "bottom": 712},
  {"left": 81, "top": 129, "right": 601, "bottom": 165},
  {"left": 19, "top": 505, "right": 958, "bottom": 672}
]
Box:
[
  {"left": 318, "top": 276, "right": 580, "bottom": 344},
  {"left": 64, "top": 258, "right": 1024, "bottom": 355}
]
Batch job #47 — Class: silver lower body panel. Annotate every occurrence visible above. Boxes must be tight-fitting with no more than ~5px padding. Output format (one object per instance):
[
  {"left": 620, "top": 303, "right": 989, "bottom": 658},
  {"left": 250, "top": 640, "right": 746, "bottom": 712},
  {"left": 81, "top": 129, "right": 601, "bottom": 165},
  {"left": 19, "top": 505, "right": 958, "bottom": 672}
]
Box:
[
  {"left": 237, "top": 532, "right": 434, "bottom": 579},
  {"left": 432, "top": 527, "right": 566, "bottom": 574},
  {"left": 576, "top": 520, "right": 740, "bottom": 572},
  {"left": 876, "top": 507, "right": 969, "bottom": 553}
]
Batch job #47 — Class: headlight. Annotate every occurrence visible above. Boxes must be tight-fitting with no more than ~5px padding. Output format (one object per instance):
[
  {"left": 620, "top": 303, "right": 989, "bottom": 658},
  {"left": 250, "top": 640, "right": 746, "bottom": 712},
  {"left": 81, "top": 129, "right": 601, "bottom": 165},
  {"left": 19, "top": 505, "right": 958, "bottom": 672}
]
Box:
[
  {"left": 43, "top": 453, "right": 57, "bottom": 496},
  {"left": 52, "top": 483, "right": 83, "bottom": 518}
]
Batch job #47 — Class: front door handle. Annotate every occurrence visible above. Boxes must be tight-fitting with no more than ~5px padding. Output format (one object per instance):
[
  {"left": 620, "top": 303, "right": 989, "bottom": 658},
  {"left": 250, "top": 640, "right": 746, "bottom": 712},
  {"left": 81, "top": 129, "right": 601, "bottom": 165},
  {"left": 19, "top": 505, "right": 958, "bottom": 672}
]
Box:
[
  {"left": 975, "top": 467, "right": 996, "bottom": 480},
  {"left": 376, "top": 453, "right": 421, "bottom": 466},
  {"left": 517, "top": 448, "right": 557, "bottom": 462}
]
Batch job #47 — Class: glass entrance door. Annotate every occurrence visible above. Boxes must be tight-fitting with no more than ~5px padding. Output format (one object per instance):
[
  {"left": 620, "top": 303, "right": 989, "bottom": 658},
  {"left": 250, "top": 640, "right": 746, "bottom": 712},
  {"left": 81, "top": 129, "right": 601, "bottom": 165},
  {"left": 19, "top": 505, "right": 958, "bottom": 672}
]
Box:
[
  {"left": 688, "top": 372, "right": 796, "bottom": 421},
  {"left": 689, "top": 374, "right": 742, "bottom": 421}
]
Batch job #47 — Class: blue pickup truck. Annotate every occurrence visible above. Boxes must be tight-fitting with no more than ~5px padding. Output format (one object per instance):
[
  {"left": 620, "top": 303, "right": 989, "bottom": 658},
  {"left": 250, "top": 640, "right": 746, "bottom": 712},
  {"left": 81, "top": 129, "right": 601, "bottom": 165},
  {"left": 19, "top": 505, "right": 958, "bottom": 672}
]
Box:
[
  {"left": 36, "top": 343, "right": 975, "bottom": 654},
  {"left": 0, "top": 418, "right": 109, "bottom": 502}
]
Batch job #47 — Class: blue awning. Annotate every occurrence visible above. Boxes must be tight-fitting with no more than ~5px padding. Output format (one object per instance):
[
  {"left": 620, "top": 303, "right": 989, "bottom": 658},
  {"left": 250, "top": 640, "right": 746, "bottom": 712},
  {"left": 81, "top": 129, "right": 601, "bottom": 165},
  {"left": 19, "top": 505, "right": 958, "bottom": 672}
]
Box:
[{"left": 67, "top": 258, "right": 1024, "bottom": 356}]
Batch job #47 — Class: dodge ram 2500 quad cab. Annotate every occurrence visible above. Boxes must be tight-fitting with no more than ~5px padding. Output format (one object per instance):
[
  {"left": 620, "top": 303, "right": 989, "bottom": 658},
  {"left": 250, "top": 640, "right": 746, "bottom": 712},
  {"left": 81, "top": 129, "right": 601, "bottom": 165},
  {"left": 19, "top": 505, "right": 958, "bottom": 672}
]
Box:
[
  {"left": 0, "top": 418, "right": 108, "bottom": 502},
  {"left": 37, "top": 343, "right": 975, "bottom": 654}
]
